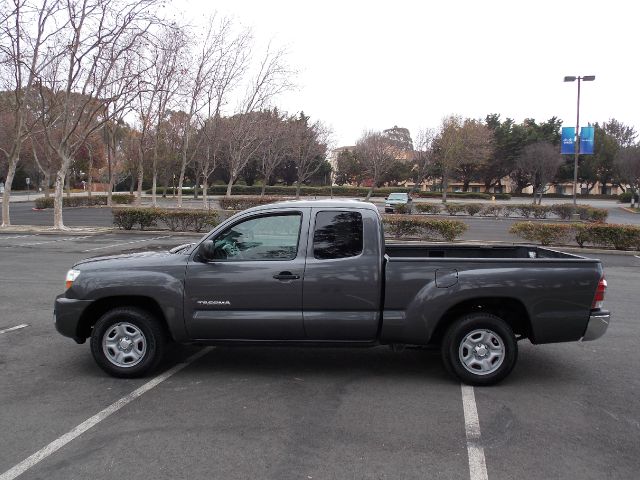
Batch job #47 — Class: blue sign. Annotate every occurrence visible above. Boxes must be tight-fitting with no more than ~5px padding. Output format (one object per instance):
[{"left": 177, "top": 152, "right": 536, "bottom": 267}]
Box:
[
  {"left": 561, "top": 127, "right": 575, "bottom": 154},
  {"left": 580, "top": 126, "right": 595, "bottom": 155}
]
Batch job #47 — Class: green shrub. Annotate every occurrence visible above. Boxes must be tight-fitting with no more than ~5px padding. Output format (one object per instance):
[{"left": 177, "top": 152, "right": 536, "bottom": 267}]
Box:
[
  {"left": 444, "top": 203, "right": 466, "bottom": 215},
  {"left": 161, "top": 209, "right": 219, "bottom": 232},
  {"left": 501, "top": 205, "right": 515, "bottom": 217},
  {"left": 531, "top": 205, "right": 551, "bottom": 219},
  {"left": 511, "top": 222, "right": 640, "bottom": 250},
  {"left": 218, "top": 196, "right": 285, "bottom": 210},
  {"left": 618, "top": 191, "right": 633, "bottom": 203},
  {"left": 481, "top": 205, "right": 503, "bottom": 217},
  {"left": 35, "top": 194, "right": 134, "bottom": 209},
  {"left": 383, "top": 215, "right": 467, "bottom": 241},
  {"left": 573, "top": 223, "right": 640, "bottom": 250},
  {"left": 515, "top": 205, "right": 536, "bottom": 218},
  {"left": 550, "top": 203, "right": 577, "bottom": 220},
  {"left": 509, "top": 222, "right": 573, "bottom": 246},
  {"left": 393, "top": 204, "right": 410, "bottom": 214},
  {"left": 464, "top": 203, "right": 483, "bottom": 216},
  {"left": 382, "top": 216, "right": 422, "bottom": 239},
  {"left": 112, "top": 208, "right": 219, "bottom": 232},
  {"left": 415, "top": 203, "right": 441, "bottom": 215}
]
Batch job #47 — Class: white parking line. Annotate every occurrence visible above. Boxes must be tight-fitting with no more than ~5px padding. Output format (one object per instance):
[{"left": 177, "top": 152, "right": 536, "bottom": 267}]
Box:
[
  {"left": 0, "top": 347, "right": 213, "bottom": 480},
  {"left": 82, "top": 235, "right": 172, "bottom": 252},
  {"left": 461, "top": 385, "right": 489, "bottom": 480},
  {"left": 0, "top": 235, "right": 38, "bottom": 240},
  {"left": 19, "top": 236, "right": 92, "bottom": 246},
  {"left": 0, "top": 324, "right": 29, "bottom": 335}
]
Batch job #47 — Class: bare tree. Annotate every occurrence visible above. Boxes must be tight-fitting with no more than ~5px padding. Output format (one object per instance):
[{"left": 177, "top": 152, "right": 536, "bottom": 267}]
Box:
[
  {"left": 355, "top": 130, "right": 395, "bottom": 201},
  {"left": 290, "top": 115, "right": 330, "bottom": 198},
  {"left": 410, "top": 128, "right": 437, "bottom": 194},
  {"left": 516, "top": 141, "right": 563, "bottom": 204},
  {"left": 256, "top": 109, "right": 288, "bottom": 197},
  {"left": 37, "top": 0, "right": 159, "bottom": 229},
  {"left": 223, "top": 45, "right": 293, "bottom": 197},
  {"left": 196, "top": 22, "right": 250, "bottom": 206},
  {"left": 615, "top": 146, "right": 640, "bottom": 207},
  {"left": 433, "top": 115, "right": 493, "bottom": 203},
  {"left": 0, "top": 0, "right": 63, "bottom": 226}
]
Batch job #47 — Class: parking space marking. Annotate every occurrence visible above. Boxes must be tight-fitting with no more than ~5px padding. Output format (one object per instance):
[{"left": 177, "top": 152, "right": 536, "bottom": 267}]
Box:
[
  {"left": 82, "top": 235, "right": 173, "bottom": 252},
  {"left": 461, "top": 385, "right": 489, "bottom": 480},
  {"left": 0, "top": 324, "right": 28, "bottom": 335},
  {"left": 0, "top": 346, "right": 213, "bottom": 480},
  {"left": 0, "top": 236, "right": 94, "bottom": 248},
  {"left": 0, "top": 235, "right": 38, "bottom": 240}
]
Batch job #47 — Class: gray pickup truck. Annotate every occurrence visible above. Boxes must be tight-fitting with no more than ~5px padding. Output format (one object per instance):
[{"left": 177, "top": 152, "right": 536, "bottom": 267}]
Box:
[{"left": 55, "top": 200, "right": 610, "bottom": 385}]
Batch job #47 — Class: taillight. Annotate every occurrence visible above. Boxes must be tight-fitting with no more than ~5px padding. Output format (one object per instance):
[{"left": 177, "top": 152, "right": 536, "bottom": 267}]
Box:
[{"left": 592, "top": 275, "right": 607, "bottom": 309}]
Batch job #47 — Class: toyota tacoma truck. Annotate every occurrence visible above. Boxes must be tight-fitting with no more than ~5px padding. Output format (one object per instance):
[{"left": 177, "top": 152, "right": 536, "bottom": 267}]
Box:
[{"left": 54, "top": 200, "right": 610, "bottom": 385}]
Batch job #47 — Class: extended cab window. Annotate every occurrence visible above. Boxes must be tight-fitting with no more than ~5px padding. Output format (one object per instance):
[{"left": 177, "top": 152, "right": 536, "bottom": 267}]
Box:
[
  {"left": 212, "top": 213, "right": 302, "bottom": 261},
  {"left": 313, "top": 211, "right": 363, "bottom": 260}
]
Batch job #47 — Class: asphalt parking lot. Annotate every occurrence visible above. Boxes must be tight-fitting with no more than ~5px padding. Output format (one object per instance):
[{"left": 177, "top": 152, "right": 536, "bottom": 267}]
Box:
[{"left": 1, "top": 232, "right": 639, "bottom": 479}]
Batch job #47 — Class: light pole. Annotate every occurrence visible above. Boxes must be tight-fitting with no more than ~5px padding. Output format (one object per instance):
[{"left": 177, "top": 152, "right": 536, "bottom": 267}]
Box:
[{"left": 564, "top": 75, "right": 595, "bottom": 205}]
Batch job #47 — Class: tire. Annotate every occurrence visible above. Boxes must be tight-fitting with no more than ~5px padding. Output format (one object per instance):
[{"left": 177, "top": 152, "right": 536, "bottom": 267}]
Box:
[
  {"left": 90, "top": 307, "right": 166, "bottom": 378},
  {"left": 441, "top": 313, "right": 517, "bottom": 386}
]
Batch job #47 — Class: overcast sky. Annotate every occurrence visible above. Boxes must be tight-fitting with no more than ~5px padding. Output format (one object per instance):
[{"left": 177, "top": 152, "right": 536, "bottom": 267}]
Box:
[{"left": 183, "top": 0, "right": 639, "bottom": 148}]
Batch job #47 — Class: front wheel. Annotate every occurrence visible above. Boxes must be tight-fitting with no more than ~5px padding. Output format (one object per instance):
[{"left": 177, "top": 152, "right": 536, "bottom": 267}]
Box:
[
  {"left": 90, "top": 307, "right": 166, "bottom": 378},
  {"left": 441, "top": 313, "right": 517, "bottom": 386}
]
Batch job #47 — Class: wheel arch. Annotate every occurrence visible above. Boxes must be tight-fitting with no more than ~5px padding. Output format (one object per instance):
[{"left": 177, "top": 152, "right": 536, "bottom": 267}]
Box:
[
  {"left": 430, "top": 297, "right": 532, "bottom": 345},
  {"left": 77, "top": 296, "right": 170, "bottom": 339}
]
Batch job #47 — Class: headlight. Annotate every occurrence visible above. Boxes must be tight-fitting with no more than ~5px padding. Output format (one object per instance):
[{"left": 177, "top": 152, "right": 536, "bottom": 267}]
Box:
[{"left": 65, "top": 269, "right": 81, "bottom": 289}]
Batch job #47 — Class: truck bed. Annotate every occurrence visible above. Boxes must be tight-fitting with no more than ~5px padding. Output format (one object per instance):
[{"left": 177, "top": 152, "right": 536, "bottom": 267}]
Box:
[
  {"left": 385, "top": 244, "right": 585, "bottom": 260},
  {"left": 382, "top": 243, "right": 603, "bottom": 346}
]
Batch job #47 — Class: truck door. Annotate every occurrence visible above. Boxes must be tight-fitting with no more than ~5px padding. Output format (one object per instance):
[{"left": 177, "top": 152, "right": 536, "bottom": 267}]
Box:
[
  {"left": 184, "top": 209, "right": 308, "bottom": 340},
  {"left": 302, "top": 208, "right": 382, "bottom": 340}
]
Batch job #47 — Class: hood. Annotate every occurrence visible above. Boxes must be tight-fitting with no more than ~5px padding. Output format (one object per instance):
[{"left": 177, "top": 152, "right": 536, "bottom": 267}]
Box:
[{"left": 73, "top": 250, "right": 173, "bottom": 268}]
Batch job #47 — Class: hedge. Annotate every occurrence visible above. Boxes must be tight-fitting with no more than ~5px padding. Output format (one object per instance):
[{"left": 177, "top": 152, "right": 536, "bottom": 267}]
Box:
[
  {"left": 112, "top": 208, "right": 219, "bottom": 232},
  {"left": 35, "top": 194, "right": 134, "bottom": 209},
  {"left": 383, "top": 215, "right": 467, "bottom": 242},
  {"left": 510, "top": 222, "right": 640, "bottom": 250},
  {"left": 218, "top": 196, "right": 287, "bottom": 210},
  {"left": 415, "top": 203, "right": 441, "bottom": 214},
  {"left": 147, "top": 185, "right": 511, "bottom": 200},
  {"left": 411, "top": 202, "right": 608, "bottom": 222}
]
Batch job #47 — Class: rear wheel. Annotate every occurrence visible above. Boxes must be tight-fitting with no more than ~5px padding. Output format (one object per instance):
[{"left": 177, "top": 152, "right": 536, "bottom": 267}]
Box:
[
  {"left": 90, "top": 307, "right": 166, "bottom": 378},
  {"left": 441, "top": 313, "right": 517, "bottom": 386}
]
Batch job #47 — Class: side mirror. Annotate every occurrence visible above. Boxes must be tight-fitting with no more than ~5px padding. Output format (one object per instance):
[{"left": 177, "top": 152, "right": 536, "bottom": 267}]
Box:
[{"left": 198, "top": 240, "right": 215, "bottom": 261}]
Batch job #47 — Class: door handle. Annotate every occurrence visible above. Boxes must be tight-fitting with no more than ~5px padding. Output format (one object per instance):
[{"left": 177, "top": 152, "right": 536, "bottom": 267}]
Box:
[{"left": 273, "top": 271, "right": 300, "bottom": 280}]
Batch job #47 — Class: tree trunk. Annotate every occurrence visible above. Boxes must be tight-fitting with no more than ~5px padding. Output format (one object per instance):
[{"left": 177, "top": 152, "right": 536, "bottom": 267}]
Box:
[
  {"left": 135, "top": 153, "right": 144, "bottom": 206},
  {"left": 44, "top": 169, "right": 51, "bottom": 199},
  {"left": 177, "top": 157, "right": 187, "bottom": 207},
  {"left": 441, "top": 174, "right": 448, "bottom": 204},
  {"left": 365, "top": 185, "right": 374, "bottom": 201},
  {"left": 202, "top": 177, "right": 209, "bottom": 208},
  {"left": 87, "top": 153, "right": 93, "bottom": 199},
  {"left": 260, "top": 182, "right": 266, "bottom": 197},
  {"left": 53, "top": 170, "right": 67, "bottom": 230},
  {"left": 295, "top": 181, "right": 301, "bottom": 199},
  {"left": 225, "top": 177, "right": 234, "bottom": 197},
  {"left": 151, "top": 147, "right": 158, "bottom": 207},
  {"left": 1, "top": 154, "right": 19, "bottom": 227},
  {"left": 463, "top": 181, "right": 470, "bottom": 192}
]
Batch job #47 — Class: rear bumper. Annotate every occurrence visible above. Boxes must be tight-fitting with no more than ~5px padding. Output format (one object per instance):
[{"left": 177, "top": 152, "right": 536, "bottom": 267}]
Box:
[
  {"left": 54, "top": 295, "right": 93, "bottom": 341},
  {"left": 582, "top": 310, "right": 610, "bottom": 341}
]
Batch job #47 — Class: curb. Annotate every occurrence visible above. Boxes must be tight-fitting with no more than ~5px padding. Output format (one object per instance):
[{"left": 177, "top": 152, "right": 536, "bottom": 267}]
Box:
[{"left": 0, "top": 227, "right": 203, "bottom": 236}]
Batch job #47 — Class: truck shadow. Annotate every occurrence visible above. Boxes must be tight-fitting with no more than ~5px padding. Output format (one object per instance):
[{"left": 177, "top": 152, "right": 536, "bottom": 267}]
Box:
[{"left": 162, "top": 344, "right": 454, "bottom": 384}]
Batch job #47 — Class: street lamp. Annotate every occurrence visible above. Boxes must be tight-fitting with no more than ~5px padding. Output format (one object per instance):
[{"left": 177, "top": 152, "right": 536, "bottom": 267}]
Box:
[{"left": 564, "top": 75, "right": 595, "bottom": 205}]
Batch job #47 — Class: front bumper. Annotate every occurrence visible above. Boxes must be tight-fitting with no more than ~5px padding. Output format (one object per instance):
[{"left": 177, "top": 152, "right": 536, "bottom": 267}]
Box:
[
  {"left": 54, "top": 295, "right": 93, "bottom": 341},
  {"left": 582, "top": 310, "right": 610, "bottom": 341}
]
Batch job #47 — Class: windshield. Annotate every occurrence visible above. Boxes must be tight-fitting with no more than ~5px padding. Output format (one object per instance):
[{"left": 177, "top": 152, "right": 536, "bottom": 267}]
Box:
[{"left": 388, "top": 193, "right": 408, "bottom": 200}]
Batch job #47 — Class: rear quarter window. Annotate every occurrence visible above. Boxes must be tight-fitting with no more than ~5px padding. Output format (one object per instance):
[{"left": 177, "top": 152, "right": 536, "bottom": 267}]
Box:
[{"left": 313, "top": 211, "right": 363, "bottom": 260}]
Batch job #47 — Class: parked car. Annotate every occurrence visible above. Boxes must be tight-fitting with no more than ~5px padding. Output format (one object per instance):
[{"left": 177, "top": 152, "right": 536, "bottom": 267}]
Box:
[
  {"left": 385, "top": 192, "right": 412, "bottom": 213},
  {"left": 54, "top": 200, "right": 609, "bottom": 385}
]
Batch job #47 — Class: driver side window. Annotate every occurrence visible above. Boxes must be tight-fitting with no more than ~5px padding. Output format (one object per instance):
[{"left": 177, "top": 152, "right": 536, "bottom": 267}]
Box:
[{"left": 212, "top": 213, "right": 302, "bottom": 261}]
